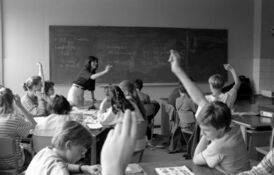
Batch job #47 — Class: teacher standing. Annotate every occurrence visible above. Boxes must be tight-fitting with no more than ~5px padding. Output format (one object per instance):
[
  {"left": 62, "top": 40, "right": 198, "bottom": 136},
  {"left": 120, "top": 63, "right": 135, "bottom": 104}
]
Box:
[{"left": 67, "top": 56, "right": 112, "bottom": 107}]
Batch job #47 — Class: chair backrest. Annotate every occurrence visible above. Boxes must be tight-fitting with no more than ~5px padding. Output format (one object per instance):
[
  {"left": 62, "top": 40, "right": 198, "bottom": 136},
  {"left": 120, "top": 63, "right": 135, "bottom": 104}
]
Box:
[
  {"left": 136, "top": 120, "right": 148, "bottom": 140},
  {"left": 0, "top": 137, "right": 18, "bottom": 173},
  {"left": 177, "top": 111, "right": 195, "bottom": 126},
  {"left": 32, "top": 135, "right": 52, "bottom": 153},
  {"left": 269, "top": 128, "right": 274, "bottom": 150},
  {"left": 144, "top": 103, "right": 156, "bottom": 117}
]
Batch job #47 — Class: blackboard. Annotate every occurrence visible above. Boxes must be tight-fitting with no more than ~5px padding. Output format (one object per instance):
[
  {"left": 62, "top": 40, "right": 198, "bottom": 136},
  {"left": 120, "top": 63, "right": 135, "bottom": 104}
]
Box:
[{"left": 50, "top": 26, "right": 227, "bottom": 84}]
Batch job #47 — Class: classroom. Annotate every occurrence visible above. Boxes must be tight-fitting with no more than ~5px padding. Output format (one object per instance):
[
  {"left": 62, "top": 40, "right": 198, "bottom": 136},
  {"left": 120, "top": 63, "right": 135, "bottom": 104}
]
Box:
[{"left": 0, "top": 0, "right": 274, "bottom": 175}]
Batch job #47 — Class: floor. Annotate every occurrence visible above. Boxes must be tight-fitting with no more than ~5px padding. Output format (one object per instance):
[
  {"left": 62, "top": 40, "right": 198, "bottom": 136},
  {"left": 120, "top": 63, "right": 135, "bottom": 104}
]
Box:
[{"left": 131, "top": 128, "right": 186, "bottom": 163}]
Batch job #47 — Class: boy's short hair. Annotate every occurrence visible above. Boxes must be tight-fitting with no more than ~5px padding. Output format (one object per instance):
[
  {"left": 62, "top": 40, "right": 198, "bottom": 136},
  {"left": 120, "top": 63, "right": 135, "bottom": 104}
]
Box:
[
  {"left": 197, "top": 101, "right": 231, "bottom": 131},
  {"left": 208, "top": 74, "right": 225, "bottom": 89},
  {"left": 134, "top": 79, "right": 143, "bottom": 90},
  {"left": 51, "top": 121, "right": 92, "bottom": 149},
  {"left": 119, "top": 80, "right": 135, "bottom": 94},
  {"left": 51, "top": 95, "right": 71, "bottom": 115},
  {"left": 44, "top": 81, "right": 55, "bottom": 96}
]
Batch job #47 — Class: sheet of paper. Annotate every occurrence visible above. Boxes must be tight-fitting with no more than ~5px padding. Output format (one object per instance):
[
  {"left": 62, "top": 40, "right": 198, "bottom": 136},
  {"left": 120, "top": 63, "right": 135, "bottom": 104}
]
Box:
[
  {"left": 126, "top": 163, "right": 144, "bottom": 173},
  {"left": 87, "top": 123, "right": 103, "bottom": 129}
]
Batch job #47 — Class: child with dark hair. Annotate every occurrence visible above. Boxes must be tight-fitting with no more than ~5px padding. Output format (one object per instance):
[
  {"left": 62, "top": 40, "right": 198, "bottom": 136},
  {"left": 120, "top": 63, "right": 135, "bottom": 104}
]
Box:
[
  {"left": 134, "top": 79, "right": 150, "bottom": 104},
  {"left": 26, "top": 121, "right": 100, "bottom": 175},
  {"left": 67, "top": 56, "right": 112, "bottom": 107},
  {"left": 33, "top": 95, "right": 72, "bottom": 136},
  {"left": 0, "top": 87, "right": 36, "bottom": 171},
  {"left": 169, "top": 50, "right": 250, "bottom": 175},
  {"left": 21, "top": 76, "right": 49, "bottom": 116},
  {"left": 119, "top": 80, "right": 146, "bottom": 120},
  {"left": 36, "top": 62, "right": 55, "bottom": 112},
  {"left": 98, "top": 86, "right": 142, "bottom": 126},
  {"left": 44, "top": 81, "right": 55, "bottom": 97}
]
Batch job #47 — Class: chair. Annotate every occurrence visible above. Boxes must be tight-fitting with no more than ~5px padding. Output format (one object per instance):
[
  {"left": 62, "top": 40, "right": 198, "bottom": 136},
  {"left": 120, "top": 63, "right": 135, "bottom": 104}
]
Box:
[
  {"left": 255, "top": 127, "right": 274, "bottom": 156},
  {"left": 177, "top": 110, "right": 196, "bottom": 159},
  {"left": 144, "top": 103, "right": 157, "bottom": 139},
  {"left": 0, "top": 137, "right": 18, "bottom": 175},
  {"left": 32, "top": 135, "right": 52, "bottom": 154},
  {"left": 132, "top": 120, "right": 148, "bottom": 162}
]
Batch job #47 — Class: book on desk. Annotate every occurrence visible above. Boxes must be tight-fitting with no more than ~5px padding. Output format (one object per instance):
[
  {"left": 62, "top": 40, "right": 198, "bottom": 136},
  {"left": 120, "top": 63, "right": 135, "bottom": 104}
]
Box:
[{"left": 259, "top": 105, "right": 274, "bottom": 119}]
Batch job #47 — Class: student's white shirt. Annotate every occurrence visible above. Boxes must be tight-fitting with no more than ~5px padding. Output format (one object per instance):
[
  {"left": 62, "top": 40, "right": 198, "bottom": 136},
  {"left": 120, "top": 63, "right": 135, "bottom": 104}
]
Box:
[
  {"left": 205, "top": 87, "right": 238, "bottom": 109},
  {"left": 33, "top": 114, "right": 73, "bottom": 136},
  {"left": 97, "top": 101, "right": 144, "bottom": 126},
  {"left": 25, "top": 147, "right": 69, "bottom": 175}
]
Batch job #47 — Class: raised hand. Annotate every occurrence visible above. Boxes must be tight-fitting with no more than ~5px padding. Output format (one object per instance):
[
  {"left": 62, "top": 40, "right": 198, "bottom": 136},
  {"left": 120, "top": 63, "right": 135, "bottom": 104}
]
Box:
[
  {"left": 101, "top": 110, "right": 138, "bottom": 175},
  {"left": 82, "top": 164, "right": 101, "bottom": 175},
  {"left": 36, "top": 62, "right": 42, "bottom": 67},
  {"left": 223, "top": 64, "right": 233, "bottom": 71},
  {"left": 168, "top": 49, "right": 182, "bottom": 73},
  {"left": 13, "top": 94, "right": 23, "bottom": 108},
  {"left": 104, "top": 65, "right": 112, "bottom": 72}
]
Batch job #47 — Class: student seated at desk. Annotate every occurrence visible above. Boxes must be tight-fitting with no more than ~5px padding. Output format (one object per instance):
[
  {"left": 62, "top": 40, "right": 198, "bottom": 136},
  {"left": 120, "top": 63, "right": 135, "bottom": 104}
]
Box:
[
  {"left": 37, "top": 62, "right": 55, "bottom": 108},
  {"left": 33, "top": 95, "right": 73, "bottom": 136},
  {"left": 205, "top": 64, "right": 240, "bottom": 110},
  {"left": 134, "top": 78, "right": 160, "bottom": 141},
  {"left": 26, "top": 110, "right": 138, "bottom": 175},
  {"left": 0, "top": 87, "right": 36, "bottom": 171},
  {"left": 119, "top": 80, "right": 146, "bottom": 120},
  {"left": 21, "top": 76, "right": 49, "bottom": 116},
  {"left": 98, "top": 86, "right": 146, "bottom": 152},
  {"left": 98, "top": 86, "right": 144, "bottom": 126},
  {"left": 238, "top": 147, "right": 274, "bottom": 175},
  {"left": 169, "top": 50, "right": 250, "bottom": 175},
  {"left": 167, "top": 82, "right": 181, "bottom": 107},
  {"left": 134, "top": 78, "right": 151, "bottom": 104},
  {"left": 26, "top": 120, "right": 100, "bottom": 175},
  {"left": 175, "top": 85, "right": 197, "bottom": 128}
]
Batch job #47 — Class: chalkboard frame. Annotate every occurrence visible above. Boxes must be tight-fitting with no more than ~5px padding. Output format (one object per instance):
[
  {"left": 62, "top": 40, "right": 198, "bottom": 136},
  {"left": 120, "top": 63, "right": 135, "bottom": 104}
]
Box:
[{"left": 50, "top": 25, "right": 228, "bottom": 85}]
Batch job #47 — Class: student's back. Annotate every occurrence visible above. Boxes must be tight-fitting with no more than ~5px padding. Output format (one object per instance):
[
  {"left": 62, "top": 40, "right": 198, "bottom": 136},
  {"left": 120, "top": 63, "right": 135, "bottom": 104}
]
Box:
[
  {"left": 33, "top": 95, "right": 72, "bottom": 137},
  {"left": 25, "top": 147, "right": 69, "bottom": 175}
]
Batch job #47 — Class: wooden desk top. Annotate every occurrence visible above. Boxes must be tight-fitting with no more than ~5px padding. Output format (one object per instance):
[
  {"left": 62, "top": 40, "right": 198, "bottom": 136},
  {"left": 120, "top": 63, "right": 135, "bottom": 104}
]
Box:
[
  {"left": 138, "top": 160, "right": 223, "bottom": 175},
  {"left": 72, "top": 161, "right": 223, "bottom": 175},
  {"left": 232, "top": 115, "right": 272, "bottom": 130}
]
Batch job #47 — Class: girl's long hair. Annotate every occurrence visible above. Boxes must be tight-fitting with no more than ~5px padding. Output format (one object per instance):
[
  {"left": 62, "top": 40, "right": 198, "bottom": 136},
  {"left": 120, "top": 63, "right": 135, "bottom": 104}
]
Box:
[{"left": 109, "top": 86, "right": 134, "bottom": 114}]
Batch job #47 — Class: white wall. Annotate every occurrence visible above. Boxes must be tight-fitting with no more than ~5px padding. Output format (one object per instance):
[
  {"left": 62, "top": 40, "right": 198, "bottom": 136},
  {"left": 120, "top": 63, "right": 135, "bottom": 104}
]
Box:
[{"left": 2, "top": 0, "right": 254, "bottom": 100}]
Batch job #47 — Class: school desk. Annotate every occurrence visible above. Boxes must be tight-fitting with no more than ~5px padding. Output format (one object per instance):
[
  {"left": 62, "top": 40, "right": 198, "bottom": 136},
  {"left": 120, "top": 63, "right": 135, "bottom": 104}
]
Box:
[
  {"left": 137, "top": 160, "right": 223, "bottom": 175},
  {"left": 88, "top": 126, "right": 112, "bottom": 165},
  {"left": 70, "top": 106, "right": 112, "bottom": 165},
  {"left": 232, "top": 115, "right": 272, "bottom": 159}
]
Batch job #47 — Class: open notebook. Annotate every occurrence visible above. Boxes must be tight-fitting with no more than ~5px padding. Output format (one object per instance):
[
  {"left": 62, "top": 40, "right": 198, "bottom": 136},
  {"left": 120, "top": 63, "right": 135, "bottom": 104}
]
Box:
[{"left": 155, "top": 166, "right": 194, "bottom": 175}]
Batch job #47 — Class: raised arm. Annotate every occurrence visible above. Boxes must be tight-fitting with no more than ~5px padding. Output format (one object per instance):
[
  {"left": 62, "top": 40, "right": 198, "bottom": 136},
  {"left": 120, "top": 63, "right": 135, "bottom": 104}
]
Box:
[
  {"left": 90, "top": 65, "right": 112, "bottom": 80},
  {"left": 37, "top": 62, "right": 45, "bottom": 94},
  {"left": 169, "top": 50, "right": 207, "bottom": 108},
  {"left": 101, "top": 110, "right": 138, "bottom": 175},
  {"left": 224, "top": 64, "right": 241, "bottom": 90}
]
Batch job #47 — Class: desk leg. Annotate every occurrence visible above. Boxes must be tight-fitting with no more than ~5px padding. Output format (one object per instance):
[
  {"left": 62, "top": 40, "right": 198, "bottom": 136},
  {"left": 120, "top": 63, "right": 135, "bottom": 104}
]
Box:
[
  {"left": 240, "top": 126, "right": 247, "bottom": 144},
  {"left": 90, "top": 135, "right": 97, "bottom": 165}
]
